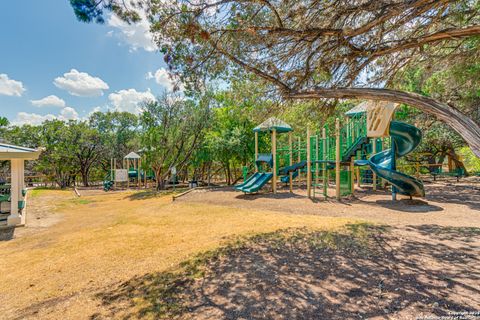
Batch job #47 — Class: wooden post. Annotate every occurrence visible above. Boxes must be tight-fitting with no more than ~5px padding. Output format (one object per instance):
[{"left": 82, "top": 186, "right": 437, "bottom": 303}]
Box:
[
  {"left": 350, "top": 156, "right": 355, "bottom": 196},
  {"left": 335, "top": 118, "right": 341, "bottom": 200},
  {"left": 307, "top": 127, "right": 311, "bottom": 198},
  {"left": 415, "top": 160, "right": 420, "bottom": 179},
  {"left": 315, "top": 134, "right": 319, "bottom": 198},
  {"left": 255, "top": 131, "right": 259, "bottom": 172},
  {"left": 126, "top": 159, "right": 130, "bottom": 189},
  {"left": 322, "top": 127, "right": 327, "bottom": 198},
  {"left": 289, "top": 132, "right": 293, "bottom": 193},
  {"left": 297, "top": 137, "right": 301, "bottom": 188},
  {"left": 372, "top": 139, "right": 377, "bottom": 191},
  {"left": 381, "top": 138, "right": 386, "bottom": 188},
  {"left": 144, "top": 161, "right": 148, "bottom": 189},
  {"left": 347, "top": 117, "right": 351, "bottom": 145},
  {"left": 113, "top": 158, "right": 117, "bottom": 190},
  {"left": 272, "top": 129, "right": 277, "bottom": 194},
  {"left": 356, "top": 166, "right": 361, "bottom": 188},
  {"left": 138, "top": 159, "right": 141, "bottom": 188}
]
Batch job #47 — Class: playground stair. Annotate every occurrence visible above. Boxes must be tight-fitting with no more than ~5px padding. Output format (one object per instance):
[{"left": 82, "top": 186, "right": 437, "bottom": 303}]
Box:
[{"left": 342, "top": 136, "right": 369, "bottom": 162}]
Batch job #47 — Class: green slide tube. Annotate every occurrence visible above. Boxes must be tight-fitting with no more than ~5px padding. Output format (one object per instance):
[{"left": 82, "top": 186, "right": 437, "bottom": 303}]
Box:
[{"left": 368, "top": 121, "right": 425, "bottom": 198}]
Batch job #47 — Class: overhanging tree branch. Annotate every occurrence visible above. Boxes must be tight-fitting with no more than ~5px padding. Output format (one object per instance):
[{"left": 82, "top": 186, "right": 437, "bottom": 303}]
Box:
[{"left": 287, "top": 88, "right": 480, "bottom": 157}]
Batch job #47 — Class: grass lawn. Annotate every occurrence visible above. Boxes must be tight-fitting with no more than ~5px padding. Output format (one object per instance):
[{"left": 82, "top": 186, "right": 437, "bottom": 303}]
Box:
[{"left": 0, "top": 189, "right": 356, "bottom": 319}]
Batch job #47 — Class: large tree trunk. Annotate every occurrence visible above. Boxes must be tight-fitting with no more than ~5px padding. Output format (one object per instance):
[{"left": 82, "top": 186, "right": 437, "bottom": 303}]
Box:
[
  {"left": 288, "top": 88, "right": 480, "bottom": 157},
  {"left": 81, "top": 167, "right": 90, "bottom": 187}
]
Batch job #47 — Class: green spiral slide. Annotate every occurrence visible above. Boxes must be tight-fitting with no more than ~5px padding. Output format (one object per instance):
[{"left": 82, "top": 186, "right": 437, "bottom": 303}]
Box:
[{"left": 368, "top": 121, "right": 425, "bottom": 198}]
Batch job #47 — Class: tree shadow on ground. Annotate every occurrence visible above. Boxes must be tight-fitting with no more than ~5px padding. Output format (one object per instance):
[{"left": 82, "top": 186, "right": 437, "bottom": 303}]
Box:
[
  {"left": 372, "top": 199, "right": 444, "bottom": 213},
  {"left": 124, "top": 189, "right": 187, "bottom": 201},
  {"left": 406, "top": 224, "right": 480, "bottom": 242},
  {"left": 235, "top": 192, "right": 306, "bottom": 201},
  {"left": 93, "top": 223, "right": 480, "bottom": 319},
  {"left": 0, "top": 226, "right": 15, "bottom": 241},
  {"left": 424, "top": 182, "right": 480, "bottom": 210}
]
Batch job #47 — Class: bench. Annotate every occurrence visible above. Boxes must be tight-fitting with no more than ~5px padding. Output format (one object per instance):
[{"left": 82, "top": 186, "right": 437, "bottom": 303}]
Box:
[{"left": 431, "top": 167, "right": 465, "bottom": 182}]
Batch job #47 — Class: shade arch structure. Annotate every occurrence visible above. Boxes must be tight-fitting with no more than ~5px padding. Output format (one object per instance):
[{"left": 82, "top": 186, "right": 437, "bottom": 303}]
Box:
[{"left": 0, "top": 143, "right": 42, "bottom": 226}]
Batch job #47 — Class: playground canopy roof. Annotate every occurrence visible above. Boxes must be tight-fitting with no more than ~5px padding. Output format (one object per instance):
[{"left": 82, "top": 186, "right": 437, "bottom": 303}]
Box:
[
  {"left": 124, "top": 152, "right": 141, "bottom": 159},
  {"left": 345, "top": 101, "right": 370, "bottom": 117},
  {"left": 253, "top": 117, "right": 292, "bottom": 133},
  {"left": 0, "top": 143, "right": 41, "bottom": 160}
]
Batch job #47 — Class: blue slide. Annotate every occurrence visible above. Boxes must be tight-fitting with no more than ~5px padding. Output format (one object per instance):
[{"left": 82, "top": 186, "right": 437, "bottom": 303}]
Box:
[
  {"left": 279, "top": 161, "right": 307, "bottom": 183},
  {"left": 367, "top": 121, "right": 425, "bottom": 198},
  {"left": 281, "top": 170, "right": 298, "bottom": 183},
  {"left": 235, "top": 172, "right": 273, "bottom": 193}
]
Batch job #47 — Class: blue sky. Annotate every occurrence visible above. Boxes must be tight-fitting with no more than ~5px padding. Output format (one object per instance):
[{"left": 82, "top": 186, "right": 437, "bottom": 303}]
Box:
[{"left": 0, "top": 1, "right": 172, "bottom": 125}]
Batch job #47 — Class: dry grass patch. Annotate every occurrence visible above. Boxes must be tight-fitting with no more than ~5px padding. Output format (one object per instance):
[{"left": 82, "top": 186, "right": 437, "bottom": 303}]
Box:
[{"left": 0, "top": 189, "right": 356, "bottom": 319}]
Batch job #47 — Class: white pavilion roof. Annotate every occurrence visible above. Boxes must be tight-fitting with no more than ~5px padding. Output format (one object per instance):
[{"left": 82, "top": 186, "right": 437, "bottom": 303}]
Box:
[{"left": 0, "top": 143, "right": 41, "bottom": 160}]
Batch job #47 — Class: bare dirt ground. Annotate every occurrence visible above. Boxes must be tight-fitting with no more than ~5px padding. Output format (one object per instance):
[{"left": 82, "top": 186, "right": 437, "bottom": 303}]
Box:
[
  {"left": 178, "top": 177, "right": 480, "bottom": 228},
  {"left": 0, "top": 178, "right": 479, "bottom": 320},
  {"left": 177, "top": 225, "right": 480, "bottom": 320},
  {"left": 0, "top": 189, "right": 350, "bottom": 320}
]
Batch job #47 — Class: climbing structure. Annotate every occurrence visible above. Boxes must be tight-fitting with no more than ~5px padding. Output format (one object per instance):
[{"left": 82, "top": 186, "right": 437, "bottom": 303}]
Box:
[{"left": 236, "top": 102, "right": 425, "bottom": 200}]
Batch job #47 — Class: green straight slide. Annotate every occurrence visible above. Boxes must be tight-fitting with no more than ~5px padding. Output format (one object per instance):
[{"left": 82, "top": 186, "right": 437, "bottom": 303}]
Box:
[
  {"left": 368, "top": 121, "right": 425, "bottom": 197},
  {"left": 235, "top": 172, "right": 260, "bottom": 189},
  {"left": 235, "top": 172, "right": 273, "bottom": 193}
]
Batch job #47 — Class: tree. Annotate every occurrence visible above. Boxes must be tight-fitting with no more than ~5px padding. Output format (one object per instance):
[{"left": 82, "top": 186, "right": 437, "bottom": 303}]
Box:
[
  {"left": 70, "top": 0, "right": 480, "bottom": 156},
  {"left": 140, "top": 93, "right": 210, "bottom": 189},
  {"left": 391, "top": 39, "right": 480, "bottom": 173},
  {"left": 36, "top": 120, "right": 78, "bottom": 188},
  {"left": 89, "top": 111, "right": 139, "bottom": 170},
  {"left": 69, "top": 122, "right": 103, "bottom": 186}
]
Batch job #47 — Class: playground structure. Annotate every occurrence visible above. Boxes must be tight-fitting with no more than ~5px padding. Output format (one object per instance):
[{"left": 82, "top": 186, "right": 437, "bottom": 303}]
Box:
[
  {"left": 103, "top": 152, "right": 155, "bottom": 191},
  {"left": 236, "top": 102, "right": 427, "bottom": 200}
]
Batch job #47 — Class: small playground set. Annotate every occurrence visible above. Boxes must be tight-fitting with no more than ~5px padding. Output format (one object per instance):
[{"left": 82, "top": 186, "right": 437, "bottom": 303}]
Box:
[
  {"left": 103, "top": 152, "right": 156, "bottom": 191},
  {"left": 236, "top": 101, "right": 426, "bottom": 201}
]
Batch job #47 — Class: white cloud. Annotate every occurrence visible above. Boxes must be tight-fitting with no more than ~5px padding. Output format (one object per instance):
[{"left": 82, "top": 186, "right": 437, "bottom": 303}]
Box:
[
  {"left": 108, "top": 14, "right": 155, "bottom": 52},
  {"left": 30, "top": 95, "right": 66, "bottom": 108},
  {"left": 12, "top": 107, "right": 79, "bottom": 126},
  {"left": 146, "top": 68, "right": 175, "bottom": 91},
  {"left": 12, "top": 112, "right": 56, "bottom": 126},
  {"left": 58, "top": 107, "right": 79, "bottom": 121},
  {"left": 0, "top": 74, "right": 25, "bottom": 97},
  {"left": 108, "top": 88, "right": 155, "bottom": 114},
  {"left": 54, "top": 69, "right": 109, "bottom": 97}
]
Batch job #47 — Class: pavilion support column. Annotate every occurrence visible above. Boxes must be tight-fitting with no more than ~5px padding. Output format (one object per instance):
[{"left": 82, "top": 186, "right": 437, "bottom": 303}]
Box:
[{"left": 8, "top": 159, "right": 24, "bottom": 226}]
